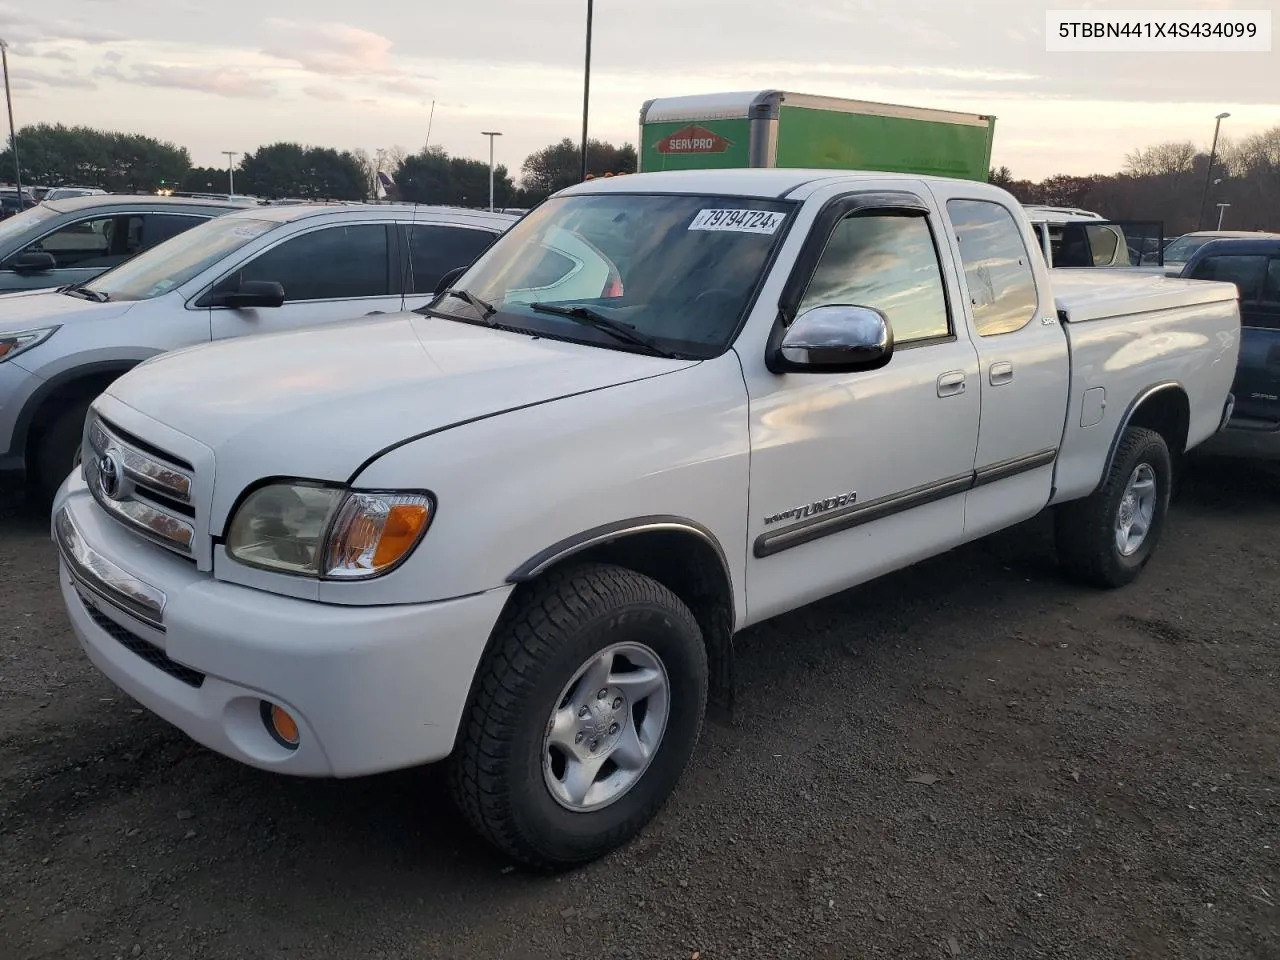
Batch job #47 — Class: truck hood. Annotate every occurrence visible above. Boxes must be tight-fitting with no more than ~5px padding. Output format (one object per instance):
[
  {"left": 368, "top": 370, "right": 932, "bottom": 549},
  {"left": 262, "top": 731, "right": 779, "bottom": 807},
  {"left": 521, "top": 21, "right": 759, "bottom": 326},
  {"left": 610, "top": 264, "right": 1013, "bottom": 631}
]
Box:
[
  {"left": 0, "top": 288, "right": 136, "bottom": 330},
  {"left": 104, "top": 312, "right": 698, "bottom": 507}
]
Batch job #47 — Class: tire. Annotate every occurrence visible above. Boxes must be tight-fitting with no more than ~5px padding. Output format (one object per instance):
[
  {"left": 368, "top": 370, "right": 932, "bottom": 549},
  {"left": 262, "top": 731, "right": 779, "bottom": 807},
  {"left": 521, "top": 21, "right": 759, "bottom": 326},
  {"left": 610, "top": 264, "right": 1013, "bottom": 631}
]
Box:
[
  {"left": 1055, "top": 425, "right": 1172, "bottom": 588},
  {"left": 28, "top": 399, "right": 92, "bottom": 512},
  {"left": 449, "top": 562, "right": 708, "bottom": 870}
]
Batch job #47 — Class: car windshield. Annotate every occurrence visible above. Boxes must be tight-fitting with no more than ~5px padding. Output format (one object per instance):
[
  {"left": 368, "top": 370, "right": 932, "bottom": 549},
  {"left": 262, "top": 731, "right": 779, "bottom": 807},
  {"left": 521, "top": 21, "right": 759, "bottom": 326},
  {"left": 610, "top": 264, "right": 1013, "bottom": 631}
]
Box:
[
  {"left": 82, "top": 215, "right": 277, "bottom": 301},
  {"left": 431, "top": 192, "right": 794, "bottom": 358},
  {"left": 0, "top": 204, "right": 59, "bottom": 249},
  {"left": 1163, "top": 236, "right": 1214, "bottom": 262}
]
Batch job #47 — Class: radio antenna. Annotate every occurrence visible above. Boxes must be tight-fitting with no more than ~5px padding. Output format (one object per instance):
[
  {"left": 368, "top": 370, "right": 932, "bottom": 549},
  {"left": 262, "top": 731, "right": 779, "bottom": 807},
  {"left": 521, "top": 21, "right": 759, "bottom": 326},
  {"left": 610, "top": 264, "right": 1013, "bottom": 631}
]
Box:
[{"left": 424, "top": 99, "right": 436, "bottom": 153}]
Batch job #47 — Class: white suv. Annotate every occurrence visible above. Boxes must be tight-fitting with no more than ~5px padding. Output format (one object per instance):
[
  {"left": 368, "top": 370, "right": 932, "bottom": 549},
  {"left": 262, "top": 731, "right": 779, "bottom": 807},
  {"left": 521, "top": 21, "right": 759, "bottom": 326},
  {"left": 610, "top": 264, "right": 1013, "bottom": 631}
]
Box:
[{"left": 0, "top": 203, "right": 516, "bottom": 505}]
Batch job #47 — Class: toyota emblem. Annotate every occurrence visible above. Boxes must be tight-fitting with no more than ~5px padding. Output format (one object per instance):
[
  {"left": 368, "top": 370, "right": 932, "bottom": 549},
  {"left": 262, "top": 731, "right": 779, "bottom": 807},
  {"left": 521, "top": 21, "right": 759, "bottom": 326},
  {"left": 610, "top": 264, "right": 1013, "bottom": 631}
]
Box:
[{"left": 98, "top": 451, "right": 124, "bottom": 500}]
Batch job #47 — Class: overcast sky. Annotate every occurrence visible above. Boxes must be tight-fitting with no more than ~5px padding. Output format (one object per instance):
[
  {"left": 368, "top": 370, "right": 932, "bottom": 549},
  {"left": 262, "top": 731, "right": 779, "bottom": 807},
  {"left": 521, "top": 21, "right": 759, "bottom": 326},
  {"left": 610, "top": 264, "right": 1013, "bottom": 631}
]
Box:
[{"left": 1, "top": 0, "right": 1275, "bottom": 183}]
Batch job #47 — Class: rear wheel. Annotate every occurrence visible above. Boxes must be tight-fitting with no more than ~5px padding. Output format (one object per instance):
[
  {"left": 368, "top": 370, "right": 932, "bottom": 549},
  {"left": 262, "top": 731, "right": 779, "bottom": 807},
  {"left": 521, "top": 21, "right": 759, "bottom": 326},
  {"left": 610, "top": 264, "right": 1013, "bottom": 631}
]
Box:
[
  {"left": 449, "top": 563, "right": 708, "bottom": 870},
  {"left": 27, "top": 399, "right": 92, "bottom": 511},
  {"left": 1055, "top": 425, "right": 1172, "bottom": 588}
]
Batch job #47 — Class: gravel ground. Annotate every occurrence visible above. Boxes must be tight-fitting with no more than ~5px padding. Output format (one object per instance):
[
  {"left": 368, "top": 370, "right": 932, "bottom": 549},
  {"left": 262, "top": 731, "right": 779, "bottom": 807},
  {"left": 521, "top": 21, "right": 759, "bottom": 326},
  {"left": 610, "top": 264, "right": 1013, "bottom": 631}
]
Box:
[{"left": 1, "top": 459, "right": 1278, "bottom": 960}]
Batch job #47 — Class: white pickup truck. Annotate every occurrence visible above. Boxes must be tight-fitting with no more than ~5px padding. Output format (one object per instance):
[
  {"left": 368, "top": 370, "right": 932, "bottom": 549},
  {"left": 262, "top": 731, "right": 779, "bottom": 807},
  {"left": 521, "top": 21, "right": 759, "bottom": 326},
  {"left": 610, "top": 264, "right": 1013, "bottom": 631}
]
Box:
[{"left": 52, "top": 170, "right": 1239, "bottom": 870}]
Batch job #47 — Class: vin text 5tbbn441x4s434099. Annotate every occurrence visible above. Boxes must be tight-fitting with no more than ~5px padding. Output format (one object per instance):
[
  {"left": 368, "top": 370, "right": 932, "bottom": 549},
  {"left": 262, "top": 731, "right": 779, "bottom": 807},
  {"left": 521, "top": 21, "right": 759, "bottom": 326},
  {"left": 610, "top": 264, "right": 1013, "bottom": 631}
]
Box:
[{"left": 51, "top": 169, "right": 1239, "bottom": 869}]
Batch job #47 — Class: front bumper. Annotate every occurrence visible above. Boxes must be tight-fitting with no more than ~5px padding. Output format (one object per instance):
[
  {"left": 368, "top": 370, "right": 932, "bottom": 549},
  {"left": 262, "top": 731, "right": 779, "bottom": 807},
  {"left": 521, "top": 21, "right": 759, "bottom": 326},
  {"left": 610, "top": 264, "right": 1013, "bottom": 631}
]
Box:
[{"left": 54, "top": 477, "right": 513, "bottom": 777}]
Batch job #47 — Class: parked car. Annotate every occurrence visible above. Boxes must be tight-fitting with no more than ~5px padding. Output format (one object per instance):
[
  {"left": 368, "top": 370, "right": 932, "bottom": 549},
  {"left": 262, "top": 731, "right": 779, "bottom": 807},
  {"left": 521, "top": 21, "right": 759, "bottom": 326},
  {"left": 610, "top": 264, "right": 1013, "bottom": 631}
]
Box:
[
  {"left": 0, "top": 189, "right": 36, "bottom": 220},
  {"left": 1163, "top": 230, "right": 1279, "bottom": 275},
  {"left": 49, "top": 170, "right": 1239, "bottom": 869},
  {"left": 1022, "top": 205, "right": 1163, "bottom": 269},
  {"left": 42, "top": 186, "right": 108, "bottom": 202},
  {"left": 1, "top": 203, "right": 516, "bottom": 504},
  {"left": 1180, "top": 236, "right": 1280, "bottom": 459},
  {"left": 0, "top": 195, "right": 246, "bottom": 294}
]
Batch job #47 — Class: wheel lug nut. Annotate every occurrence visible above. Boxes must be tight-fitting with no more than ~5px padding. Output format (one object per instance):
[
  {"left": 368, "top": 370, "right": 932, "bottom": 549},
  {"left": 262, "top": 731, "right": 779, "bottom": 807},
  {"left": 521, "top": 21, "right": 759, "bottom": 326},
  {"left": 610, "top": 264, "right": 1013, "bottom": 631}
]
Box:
[
  {"left": 608, "top": 723, "right": 619, "bottom": 735},
  {"left": 575, "top": 732, "right": 584, "bottom": 744},
  {"left": 578, "top": 706, "right": 590, "bottom": 719},
  {"left": 589, "top": 739, "right": 599, "bottom": 751},
  {"left": 612, "top": 697, "right": 623, "bottom": 709},
  {"left": 597, "top": 689, "right": 608, "bottom": 701}
]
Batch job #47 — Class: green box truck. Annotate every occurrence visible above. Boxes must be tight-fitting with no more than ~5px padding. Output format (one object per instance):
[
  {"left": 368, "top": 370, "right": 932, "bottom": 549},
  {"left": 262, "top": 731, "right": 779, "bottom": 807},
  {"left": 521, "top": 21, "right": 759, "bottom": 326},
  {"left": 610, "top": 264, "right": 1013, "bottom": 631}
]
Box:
[{"left": 637, "top": 90, "right": 996, "bottom": 181}]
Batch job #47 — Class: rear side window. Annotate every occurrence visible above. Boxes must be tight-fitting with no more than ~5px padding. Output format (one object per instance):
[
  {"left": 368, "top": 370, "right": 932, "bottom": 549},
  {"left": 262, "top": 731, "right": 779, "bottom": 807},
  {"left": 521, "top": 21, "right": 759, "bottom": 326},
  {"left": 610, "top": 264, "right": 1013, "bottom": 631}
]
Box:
[
  {"left": 216, "top": 224, "right": 390, "bottom": 302},
  {"left": 1085, "top": 224, "right": 1120, "bottom": 266},
  {"left": 1187, "top": 255, "right": 1266, "bottom": 301},
  {"left": 137, "top": 214, "right": 208, "bottom": 250},
  {"left": 799, "top": 212, "right": 951, "bottom": 343},
  {"left": 407, "top": 224, "right": 498, "bottom": 294},
  {"left": 946, "top": 199, "right": 1038, "bottom": 337},
  {"left": 1263, "top": 259, "right": 1280, "bottom": 305}
]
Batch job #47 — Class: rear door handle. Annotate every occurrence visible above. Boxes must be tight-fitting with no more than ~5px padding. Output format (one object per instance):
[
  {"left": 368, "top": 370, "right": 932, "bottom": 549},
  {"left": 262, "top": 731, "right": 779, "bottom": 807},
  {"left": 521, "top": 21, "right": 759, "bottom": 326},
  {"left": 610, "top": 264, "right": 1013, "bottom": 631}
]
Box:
[
  {"left": 989, "top": 361, "right": 1014, "bottom": 385},
  {"left": 937, "top": 370, "right": 966, "bottom": 398}
]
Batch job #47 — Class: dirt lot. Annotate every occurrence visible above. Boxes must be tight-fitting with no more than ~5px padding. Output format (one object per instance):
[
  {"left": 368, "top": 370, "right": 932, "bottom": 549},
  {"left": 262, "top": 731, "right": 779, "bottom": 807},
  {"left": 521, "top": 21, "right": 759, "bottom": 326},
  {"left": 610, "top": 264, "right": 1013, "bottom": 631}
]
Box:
[{"left": 1, "top": 460, "right": 1278, "bottom": 960}]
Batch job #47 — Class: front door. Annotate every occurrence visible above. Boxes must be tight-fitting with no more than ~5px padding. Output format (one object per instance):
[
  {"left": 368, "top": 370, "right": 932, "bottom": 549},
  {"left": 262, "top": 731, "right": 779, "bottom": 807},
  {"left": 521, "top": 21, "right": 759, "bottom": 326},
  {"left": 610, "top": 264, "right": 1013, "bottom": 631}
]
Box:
[
  {"left": 928, "top": 190, "right": 1071, "bottom": 539},
  {"left": 209, "top": 222, "right": 403, "bottom": 340},
  {"left": 741, "top": 187, "right": 981, "bottom": 624}
]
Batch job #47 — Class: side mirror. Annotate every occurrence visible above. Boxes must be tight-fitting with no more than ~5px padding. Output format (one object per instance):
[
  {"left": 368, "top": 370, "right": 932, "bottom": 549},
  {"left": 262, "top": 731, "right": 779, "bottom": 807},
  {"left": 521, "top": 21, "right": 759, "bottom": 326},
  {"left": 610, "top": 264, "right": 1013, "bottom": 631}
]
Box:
[
  {"left": 11, "top": 251, "right": 56, "bottom": 274},
  {"left": 434, "top": 265, "right": 466, "bottom": 297},
  {"left": 216, "top": 280, "right": 286, "bottom": 310},
  {"left": 769, "top": 305, "right": 894, "bottom": 374}
]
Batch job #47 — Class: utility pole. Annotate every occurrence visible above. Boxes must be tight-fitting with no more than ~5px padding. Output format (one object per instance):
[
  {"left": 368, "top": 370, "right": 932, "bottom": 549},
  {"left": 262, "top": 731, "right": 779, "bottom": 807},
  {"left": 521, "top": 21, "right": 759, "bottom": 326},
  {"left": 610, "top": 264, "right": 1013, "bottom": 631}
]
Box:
[
  {"left": 0, "top": 39, "right": 22, "bottom": 200},
  {"left": 580, "top": 0, "right": 593, "bottom": 182},
  {"left": 481, "top": 131, "right": 502, "bottom": 211},
  {"left": 1196, "top": 112, "right": 1229, "bottom": 231},
  {"left": 221, "top": 150, "right": 239, "bottom": 195}
]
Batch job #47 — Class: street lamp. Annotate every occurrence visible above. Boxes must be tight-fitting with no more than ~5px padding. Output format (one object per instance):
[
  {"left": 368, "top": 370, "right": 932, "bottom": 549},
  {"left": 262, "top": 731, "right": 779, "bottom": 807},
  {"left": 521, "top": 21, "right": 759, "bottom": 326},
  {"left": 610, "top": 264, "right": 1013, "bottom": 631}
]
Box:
[
  {"left": 0, "top": 38, "right": 22, "bottom": 200},
  {"left": 1216, "top": 202, "right": 1231, "bottom": 230},
  {"left": 1197, "top": 112, "right": 1229, "bottom": 230},
  {"left": 580, "top": 0, "right": 593, "bottom": 181},
  {"left": 481, "top": 131, "right": 502, "bottom": 211},
  {"left": 221, "top": 150, "right": 239, "bottom": 195}
]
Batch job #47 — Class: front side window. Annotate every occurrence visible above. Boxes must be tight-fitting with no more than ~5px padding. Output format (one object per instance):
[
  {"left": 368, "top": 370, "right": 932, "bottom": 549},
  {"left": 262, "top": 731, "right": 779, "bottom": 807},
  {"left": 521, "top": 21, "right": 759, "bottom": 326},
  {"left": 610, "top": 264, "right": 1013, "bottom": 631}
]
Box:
[
  {"left": 407, "top": 224, "right": 498, "bottom": 294},
  {"left": 211, "top": 224, "right": 390, "bottom": 302},
  {"left": 0, "top": 205, "right": 60, "bottom": 257},
  {"left": 432, "top": 193, "right": 793, "bottom": 358},
  {"left": 21, "top": 216, "right": 115, "bottom": 268},
  {"left": 1187, "top": 255, "right": 1266, "bottom": 301},
  {"left": 947, "top": 199, "right": 1038, "bottom": 337},
  {"left": 83, "top": 216, "right": 277, "bottom": 302},
  {"left": 799, "top": 212, "right": 950, "bottom": 343}
]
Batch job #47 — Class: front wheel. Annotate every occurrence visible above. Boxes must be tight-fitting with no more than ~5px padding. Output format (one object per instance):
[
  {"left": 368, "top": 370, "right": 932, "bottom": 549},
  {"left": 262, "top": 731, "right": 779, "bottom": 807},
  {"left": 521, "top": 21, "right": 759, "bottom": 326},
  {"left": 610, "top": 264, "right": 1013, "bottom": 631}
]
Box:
[
  {"left": 28, "top": 399, "right": 92, "bottom": 512},
  {"left": 449, "top": 563, "right": 708, "bottom": 870},
  {"left": 1055, "top": 425, "right": 1172, "bottom": 588}
]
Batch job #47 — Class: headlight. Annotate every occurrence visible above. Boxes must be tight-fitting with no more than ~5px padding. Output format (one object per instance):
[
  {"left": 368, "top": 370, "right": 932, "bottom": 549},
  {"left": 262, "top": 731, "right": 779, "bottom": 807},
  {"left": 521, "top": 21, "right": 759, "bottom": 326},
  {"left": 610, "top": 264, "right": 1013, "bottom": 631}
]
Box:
[
  {"left": 0, "top": 325, "right": 58, "bottom": 363},
  {"left": 225, "top": 482, "right": 433, "bottom": 580}
]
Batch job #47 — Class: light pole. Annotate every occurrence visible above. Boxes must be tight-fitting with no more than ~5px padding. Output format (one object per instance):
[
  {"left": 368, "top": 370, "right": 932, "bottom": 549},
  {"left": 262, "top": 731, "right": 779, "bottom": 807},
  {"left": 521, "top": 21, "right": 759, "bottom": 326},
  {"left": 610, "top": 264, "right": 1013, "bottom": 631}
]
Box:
[
  {"left": 221, "top": 150, "right": 239, "bottom": 195},
  {"left": 0, "top": 38, "right": 22, "bottom": 200},
  {"left": 481, "top": 131, "right": 502, "bottom": 211},
  {"left": 580, "top": 0, "right": 593, "bottom": 182},
  {"left": 1197, "top": 112, "right": 1229, "bottom": 230},
  {"left": 1217, "top": 202, "right": 1230, "bottom": 230}
]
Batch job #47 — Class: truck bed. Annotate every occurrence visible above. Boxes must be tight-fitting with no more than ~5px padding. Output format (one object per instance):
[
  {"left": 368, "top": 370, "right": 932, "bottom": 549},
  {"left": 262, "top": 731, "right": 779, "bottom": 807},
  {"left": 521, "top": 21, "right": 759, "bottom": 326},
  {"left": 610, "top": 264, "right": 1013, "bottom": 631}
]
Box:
[{"left": 1050, "top": 270, "right": 1239, "bottom": 323}]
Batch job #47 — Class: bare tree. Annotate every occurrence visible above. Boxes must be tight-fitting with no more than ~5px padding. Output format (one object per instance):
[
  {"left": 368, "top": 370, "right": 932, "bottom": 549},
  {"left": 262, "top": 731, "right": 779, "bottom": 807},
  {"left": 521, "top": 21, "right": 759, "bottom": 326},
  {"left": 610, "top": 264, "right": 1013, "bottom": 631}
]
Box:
[{"left": 1123, "top": 141, "right": 1198, "bottom": 178}]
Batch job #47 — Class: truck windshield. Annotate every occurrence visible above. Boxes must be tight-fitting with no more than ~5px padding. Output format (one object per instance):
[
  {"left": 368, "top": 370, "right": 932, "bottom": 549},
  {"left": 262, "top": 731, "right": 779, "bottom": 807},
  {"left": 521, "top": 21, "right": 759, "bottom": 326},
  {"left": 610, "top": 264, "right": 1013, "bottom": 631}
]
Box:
[
  {"left": 80, "top": 216, "right": 277, "bottom": 302},
  {"left": 431, "top": 193, "right": 794, "bottom": 358}
]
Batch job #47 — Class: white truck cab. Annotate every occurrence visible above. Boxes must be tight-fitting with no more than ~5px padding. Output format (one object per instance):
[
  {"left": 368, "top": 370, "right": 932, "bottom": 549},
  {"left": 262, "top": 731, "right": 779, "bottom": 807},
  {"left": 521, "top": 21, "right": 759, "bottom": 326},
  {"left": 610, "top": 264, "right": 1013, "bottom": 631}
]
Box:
[{"left": 52, "top": 170, "right": 1239, "bottom": 869}]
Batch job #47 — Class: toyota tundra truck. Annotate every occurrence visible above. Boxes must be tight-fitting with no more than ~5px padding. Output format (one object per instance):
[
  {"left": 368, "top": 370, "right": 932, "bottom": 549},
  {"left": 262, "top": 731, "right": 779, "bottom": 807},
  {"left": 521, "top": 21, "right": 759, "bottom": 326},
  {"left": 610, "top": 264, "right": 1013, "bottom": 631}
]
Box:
[{"left": 51, "top": 169, "right": 1240, "bottom": 870}]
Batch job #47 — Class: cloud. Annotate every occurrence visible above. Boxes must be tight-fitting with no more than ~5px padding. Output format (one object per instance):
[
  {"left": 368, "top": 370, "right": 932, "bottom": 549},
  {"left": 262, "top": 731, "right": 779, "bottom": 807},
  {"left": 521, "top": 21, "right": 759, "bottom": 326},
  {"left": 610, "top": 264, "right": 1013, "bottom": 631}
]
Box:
[
  {"left": 102, "top": 50, "right": 123, "bottom": 63},
  {"left": 262, "top": 20, "right": 396, "bottom": 76},
  {"left": 304, "top": 86, "right": 347, "bottom": 102},
  {"left": 0, "top": 7, "right": 124, "bottom": 45},
  {"left": 376, "top": 76, "right": 435, "bottom": 97},
  {"left": 37, "top": 49, "right": 77, "bottom": 63},
  {"left": 14, "top": 67, "right": 95, "bottom": 89},
  {"left": 95, "top": 62, "right": 276, "bottom": 99}
]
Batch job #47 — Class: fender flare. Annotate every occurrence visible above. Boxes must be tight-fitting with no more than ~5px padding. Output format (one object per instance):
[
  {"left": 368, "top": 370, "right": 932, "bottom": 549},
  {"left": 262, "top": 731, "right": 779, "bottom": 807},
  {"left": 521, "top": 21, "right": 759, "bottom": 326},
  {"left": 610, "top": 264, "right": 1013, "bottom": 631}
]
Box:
[
  {"left": 1093, "top": 380, "right": 1187, "bottom": 495},
  {"left": 7, "top": 360, "right": 139, "bottom": 463}
]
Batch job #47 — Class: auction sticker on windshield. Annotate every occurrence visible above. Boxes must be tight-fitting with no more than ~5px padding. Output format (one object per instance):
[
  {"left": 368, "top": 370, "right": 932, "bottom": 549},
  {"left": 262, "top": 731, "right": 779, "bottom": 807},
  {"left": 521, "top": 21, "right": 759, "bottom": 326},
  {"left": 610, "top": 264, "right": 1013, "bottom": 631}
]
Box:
[{"left": 688, "top": 209, "right": 786, "bottom": 234}]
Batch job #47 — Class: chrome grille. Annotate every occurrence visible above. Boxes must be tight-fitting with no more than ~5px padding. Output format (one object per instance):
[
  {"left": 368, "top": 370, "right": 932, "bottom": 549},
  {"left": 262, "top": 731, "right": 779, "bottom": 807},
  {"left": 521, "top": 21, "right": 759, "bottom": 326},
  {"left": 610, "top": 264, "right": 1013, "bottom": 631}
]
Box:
[{"left": 85, "top": 415, "right": 197, "bottom": 560}]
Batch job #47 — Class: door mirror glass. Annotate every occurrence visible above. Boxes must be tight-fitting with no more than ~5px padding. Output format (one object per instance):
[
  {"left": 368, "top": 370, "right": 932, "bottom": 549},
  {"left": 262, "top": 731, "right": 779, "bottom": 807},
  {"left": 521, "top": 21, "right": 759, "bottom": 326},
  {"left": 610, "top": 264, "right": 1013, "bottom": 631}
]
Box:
[
  {"left": 11, "top": 251, "right": 56, "bottom": 273},
  {"left": 775, "top": 305, "right": 893, "bottom": 373},
  {"left": 216, "top": 279, "right": 286, "bottom": 309}
]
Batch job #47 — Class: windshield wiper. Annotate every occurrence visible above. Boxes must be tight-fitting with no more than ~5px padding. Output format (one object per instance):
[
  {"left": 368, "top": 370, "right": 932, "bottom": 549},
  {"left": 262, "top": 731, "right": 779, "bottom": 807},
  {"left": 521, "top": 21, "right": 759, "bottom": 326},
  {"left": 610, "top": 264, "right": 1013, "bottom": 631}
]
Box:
[
  {"left": 440, "top": 288, "right": 496, "bottom": 319},
  {"left": 528, "top": 303, "right": 676, "bottom": 358},
  {"left": 60, "top": 285, "right": 109, "bottom": 303}
]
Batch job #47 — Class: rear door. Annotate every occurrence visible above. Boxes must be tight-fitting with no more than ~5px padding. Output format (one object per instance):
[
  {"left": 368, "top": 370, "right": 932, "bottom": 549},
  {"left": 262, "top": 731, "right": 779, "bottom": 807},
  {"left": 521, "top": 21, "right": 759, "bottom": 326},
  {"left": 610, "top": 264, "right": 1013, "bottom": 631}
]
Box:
[
  {"left": 399, "top": 222, "right": 503, "bottom": 311},
  {"left": 207, "top": 221, "right": 403, "bottom": 339},
  {"left": 1187, "top": 253, "right": 1274, "bottom": 421},
  {"left": 928, "top": 187, "right": 1071, "bottom": 539}
]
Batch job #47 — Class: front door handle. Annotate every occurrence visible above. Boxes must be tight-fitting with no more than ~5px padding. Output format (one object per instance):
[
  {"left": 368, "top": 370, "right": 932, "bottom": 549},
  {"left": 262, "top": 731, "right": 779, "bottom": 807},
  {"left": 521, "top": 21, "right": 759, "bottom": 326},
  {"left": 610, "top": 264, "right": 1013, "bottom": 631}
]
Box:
[
  {"left": 937, "top": 370, "right": 966, "bottom": 398},
  {"left": 989, "top": 361, "right": 1014, "bottom": 385}
]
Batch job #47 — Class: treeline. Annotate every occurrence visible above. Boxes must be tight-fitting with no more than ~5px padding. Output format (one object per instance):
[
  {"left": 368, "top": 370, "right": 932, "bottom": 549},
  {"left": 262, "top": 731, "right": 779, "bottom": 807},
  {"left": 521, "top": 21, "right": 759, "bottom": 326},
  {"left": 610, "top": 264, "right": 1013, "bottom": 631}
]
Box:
[
  {"left": 0, "top": 123, "right": 638, "bottom": 207},
  {"left": 990, "top": 126, "right": 1280, "bottom": 234}
]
